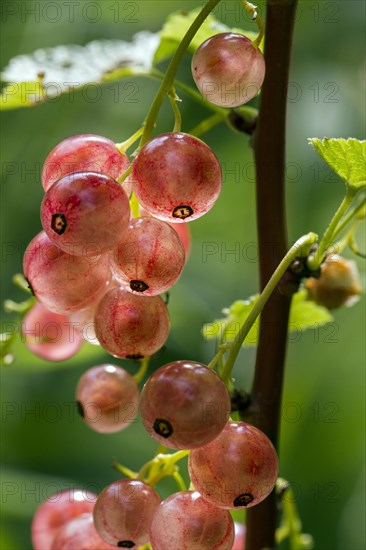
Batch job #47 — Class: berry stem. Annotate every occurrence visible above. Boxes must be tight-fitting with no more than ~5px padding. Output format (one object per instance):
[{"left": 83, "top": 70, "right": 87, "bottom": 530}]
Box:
[
  {"left": 139, "top": 0, "right": 223, "bottom": 148},
  {"left": 240, "top": 1, "right": 265, "bottom": 48},
  {"left": 307, "top": 187, "right": 357, "bottom": 270},
  {"left": 133, "top": 356, "right": 150, "bottom": 384},
  {"left": 220, "top": 232, "right": 317, "bottom": 385},
  {"left": 168, "top": 89, "right": 182, "bottom": 133},
  {"left": 325, "top": 193, "right": 365, "bottom": 242},
  {"left": 115, "top": 126, "right": 144, "bottom": 153}
]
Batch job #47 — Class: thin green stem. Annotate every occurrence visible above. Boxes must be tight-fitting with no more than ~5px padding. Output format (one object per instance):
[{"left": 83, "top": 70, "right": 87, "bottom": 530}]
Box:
[
  {"left": 220, "top": 232, "right": 317, "bottom": 384},
  {"left": 168, "top": 89, "right": 182, "bottom": 133},
  {"left": 117, "top": 164, "right": 132, "bottom": 184},
  {"left": 240, "top": 0, "right": 265, "bottom": 48},
  {"left": 172, "top": 471, "right": 187, "bottom": 492},
  {"left": 115, "top": 126, "right": 144, "bottom": 153},
  {"left": 307, "top": 188, "right": 356, "bottom": 270},
  {"left": 188, "top": 113, "right": 223, "bottom": 137},
  {"left": 112, "top": 460, "right": 138, "bottom": 479},
  {"left": 129, "top": 192, "right": 141, "bottom": 218},
  {"left": 139, "top": 0, "right": 222, "bottom": 147},
  {"left": 133, "top": 357, "right": 150, "bottom": 384},
  {"left": 331, "top": 195, "right": 366, "bottom": 239}
]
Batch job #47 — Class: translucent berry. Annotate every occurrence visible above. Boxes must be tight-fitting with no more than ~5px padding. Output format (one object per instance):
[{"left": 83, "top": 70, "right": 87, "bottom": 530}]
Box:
[
  {"left": 111, "top": 217, "right": 185, "bottom": 295},
  {"left": 93, "top": 479, "right": 160, "bottom": 547},
  {"left": 23, "top": 231, "right": 110, "bottom": 315},
  {"left": 192, "top": 33, "right": 265, "bottom": 107},
  {"left": 140, "top": 207, "right": 191, "bottom": 259},
  {"left": 233, "top": 522, "right": 246, "bottom": 550},
  {"left": 41, "top": 172, "right": 130, "bottom": 256},
  {"left": 76, "top": 364, "right": 139, "bottom": 433},
  {"left": 94, "top": 286, "right": 170, "bottom": 358},
  {"left": 31, "top": 489, "right": 97, "bottom": 550},
  {"left": 42, "top": 134, "right": 129, "bottom": 192},
  {"left": 305, "top": 254, "right": 362, "bottom": 309},
  {"left": 140, "top": 361, "right": 231, "bottom": 449},
  {"left": 149, "top": 490, "right": 235, "bottom": 550},
  {"left": 132, "top": 133, "right": 221, "bottom": 222},
  {"left": 22, "top": 302, "right": 83, "bottom": 361},
  {"left": 50, "top": 513, "right": 115, "bottom": 550},
  {"left": 189, "top": 421, "right": 279, "bottom": 509}
]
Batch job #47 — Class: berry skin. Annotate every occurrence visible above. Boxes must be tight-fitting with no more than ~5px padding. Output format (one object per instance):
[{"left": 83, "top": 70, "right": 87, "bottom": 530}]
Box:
[
  {"left": 305, "top": 254, "right": 361, "bottom": 309},
  {"left": 31, "top": 489, "right": 97, "bottom": 550},
  {"left": 22, "top": 302, "right": 83, "bottom": 361},
  {"left": 192, "top": 33, "right": 265, "bottom": 107},
  {"left": 111, "top": 217, "right": 185, "bottom": 295},
  {"left": 132, "top": 133, "right": 222, "bottom": 222},
  {"left": 94, "top": 286, "right": 170, "bottom": 358},
  {"left": 233, "top": 522, "right": 246, "bottom": 550},
  {"left": 139, "top": 361, "right": 231, "bottom": 449},
  {"left": 42, "top": 134, "right": 129, "bottom": 192},
  {"left": 76, "top": 364, "right": 139, "bottom": 434},
  {"left": 50, "top": 513, "right": 115, "bottom": 550},
  {"left": 189, "top": 421, "right": 279, "bottom": 509},
  {"left": 23, "top": 231, "right": 110, "bottom": 315},
  {"left": 41, "top": 172, "right": 130, "bottom": 256},
  {"left": 93, "top": 479, "right": 160, "bottom": 547},
  {"left": 149, "top": 490, "right": 235, "bottom": 550},
  {"left": 140, "top": 207, "right": 191, "bottom": 260}
]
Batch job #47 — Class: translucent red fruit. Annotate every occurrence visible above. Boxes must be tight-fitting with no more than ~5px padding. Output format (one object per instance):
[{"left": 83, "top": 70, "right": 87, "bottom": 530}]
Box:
[
  {"left": 305, "top": 254, "right": 362, "bottom": 309},
  {"left": 41, "top": 172, "right": 130, "bottom": 256},
  {"left": 50, "top": 513, "right": 115, "bottom": 550},
  {"left": 139, "top": 361, "right": 231, "bottom": 449},
  {"left": 42, "top": 134, "right": 129, "bottom": 192},
  {"left": 23, "top": 231, "right": 110, "bottom": 315},
  {"left": 31, "top": 489, "right": 97, "bottom": 550},
  {"left": 132, "top": 133, "right": 222, "bottom": 222},
  {"left": 149, "top": 490, "right": 235, "bottom": 550},
  {"left": 233, "top": 522, "right": 246, "bottom": 550},
  {"left": 189, "top": 421, "right": 279, "bottom": 509},
  {"left": 140, "top": 207, "right": 191, "bottom": 260},
  {"left": 111, "top": 217, "right": 185, "bottom": 295},
  {"left": 93, "top": 479, "right": 160, "bottom": 547},
  {"left": 94, "top": 286, "right": 170, "bottom": 358},
  {"left": 76, "top": 364, "right": 139, "bottom": 433},
  {"left": 192, "top": 32, "right": 265, "bottom": 107},
  {"left": 22, "top": 302, "right": 83, "bottom": 361}
]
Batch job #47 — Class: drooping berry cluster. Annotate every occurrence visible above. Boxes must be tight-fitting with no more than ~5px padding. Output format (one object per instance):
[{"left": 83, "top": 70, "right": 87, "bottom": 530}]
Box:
[{"left": 26, "top": 33, "right": 276, "bottom": 550}]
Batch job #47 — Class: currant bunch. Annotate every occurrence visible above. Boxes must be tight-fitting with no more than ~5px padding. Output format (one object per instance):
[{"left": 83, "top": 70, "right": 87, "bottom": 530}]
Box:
[{"left": 25, "top": 22, "right": 274, "bottom": 550}]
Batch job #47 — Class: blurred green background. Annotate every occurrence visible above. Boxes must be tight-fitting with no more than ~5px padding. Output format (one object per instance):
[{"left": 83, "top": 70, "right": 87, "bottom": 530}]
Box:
[{"left": 1, "top": 1, "right": 365, "bottom": 549}]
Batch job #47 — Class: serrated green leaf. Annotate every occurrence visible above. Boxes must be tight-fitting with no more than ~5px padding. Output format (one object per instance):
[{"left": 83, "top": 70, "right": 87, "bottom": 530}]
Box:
[
  {"left": 0, "top": 81, "right": 45, "bottom": 110},
  {"left": 154, "top": 8, "right": 259, "bottom": 65},
  {"left": 0, "top": 33, "right": 159, "bottom": 110},
  {"left": 309, "top": 138, "right": 366, "bottom": 190},
  {"left": 203, "top": 290, "right": 333, "bottom": 347}
]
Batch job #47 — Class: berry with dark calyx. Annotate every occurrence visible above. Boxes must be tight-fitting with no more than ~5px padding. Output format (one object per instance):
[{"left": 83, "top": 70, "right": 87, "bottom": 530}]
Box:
[
  {"left": 42, "top": 134, "right": 129, "bottom": 192},
  {"left": 76, "top": 364, "right": 139, "bottom": 433},
  {"left": 41, "top": 172, "right": 130, "bottom": 256},
  {"left": 94, "top": 286, "right": 170, "bottom": 358},
  {"left": 305, "top": 254, "right": 362, "bottom": 309},
  {"left": 50, "top": 513, "right": 115, "bottom": 550},
  {"left": 22, "top": 302, "right": 83, "bottom": 361},
  {"left": 140, "top": 207, "right": 192, "bottom": 260},
  {"left": 23, "top": 231, "right": 110, "bottom": 315},
  {"left": 111, "top": 217, "right": 185, "bottom": 296},
  {"left": 149, "top": 490, "right": 235, "bottom": 550},
  {"left": 188, "top": 421, "right": 279, "bottom": 509},
  {"left": 93, "top": 479, "right": 160, "bottom": 547},
  {"left": 139, "top": 360, "right": 231, "bottom": 449},
  {"left": 132, "top": 133, "right": 222, "bottom": 222},
  {"left": 31, "top": 489, "right": 97, "bottom": 550},
  {"left": 192, "top": 33, "right": 265, "bottom": 108}
]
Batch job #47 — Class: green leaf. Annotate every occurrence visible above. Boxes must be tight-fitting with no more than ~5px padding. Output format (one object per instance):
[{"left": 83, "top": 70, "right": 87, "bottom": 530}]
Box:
[
  {"left": 309, "top": 138, "right": 366, "bottom": 191},
  {"left": 203, "top": 290, "right": 333, "bottom": 347},
  {"left": 154, "top": 8, "right": 259, "bottom": 65},
  {"left": 0, "top": 32, "right": 159, "bottom": 110}
]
